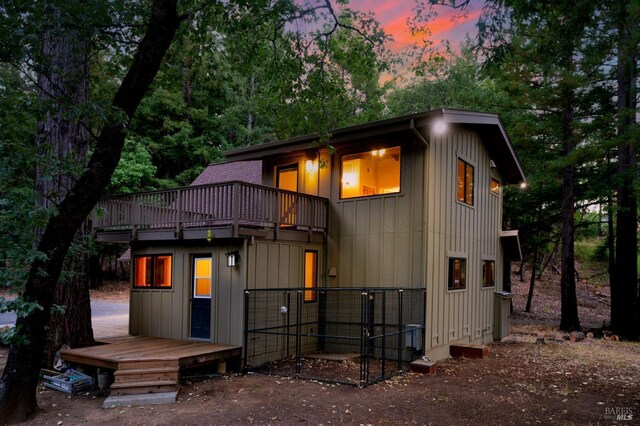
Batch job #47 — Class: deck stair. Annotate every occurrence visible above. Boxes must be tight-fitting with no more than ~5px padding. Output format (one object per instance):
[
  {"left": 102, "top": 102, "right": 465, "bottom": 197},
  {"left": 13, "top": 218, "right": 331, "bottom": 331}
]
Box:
[
  {"left": 60, "top": 337, "right": 241, "bottom": 398},
  {"left": 110, "top": 363, "right": 181, "bottom": 395}
]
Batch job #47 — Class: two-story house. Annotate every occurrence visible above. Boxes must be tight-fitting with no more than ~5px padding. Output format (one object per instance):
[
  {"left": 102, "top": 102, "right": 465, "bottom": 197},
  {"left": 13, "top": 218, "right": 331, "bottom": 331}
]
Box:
[{"left": 93, "top": 108, "right": 525, "bottom": 365}]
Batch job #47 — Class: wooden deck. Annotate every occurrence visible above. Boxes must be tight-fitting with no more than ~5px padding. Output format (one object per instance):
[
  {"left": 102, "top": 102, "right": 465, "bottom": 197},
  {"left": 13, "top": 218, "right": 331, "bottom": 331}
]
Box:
[
  {"left": 92, "top": 181, "right": 328, "bottom": 243},
  {"left": 61, "top": 336, "right": 241, "bottom": 395}
]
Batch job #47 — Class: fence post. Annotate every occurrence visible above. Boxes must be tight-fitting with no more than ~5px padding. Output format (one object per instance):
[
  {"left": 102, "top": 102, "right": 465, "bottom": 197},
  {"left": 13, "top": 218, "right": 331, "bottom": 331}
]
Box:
[
  {"left": 397, "top": 289, "right": 403, "bottom": 371},
  {"left": 285, "top": 290, "right": 291, "bottom": 358},
  {"left": 381, "top": 290, "right": 386, "bottom": 378},
  {"left": 360, "top": 290, "right": 368, "bottom": 386},
  {"left": 295, "top": 290, "right": 303, "bottom": 376},
  {"left": 243, "top": 290, "right": 250, "bottom": 372}
]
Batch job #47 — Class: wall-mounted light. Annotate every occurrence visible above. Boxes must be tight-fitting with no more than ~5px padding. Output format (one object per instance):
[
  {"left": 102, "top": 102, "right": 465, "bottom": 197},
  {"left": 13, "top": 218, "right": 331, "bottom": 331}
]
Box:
[
  {"left": 433, "top": 120, "right": 447, "bottom": 134},
  {"left": 305, "top": 159, "right": 318, "bottom": 173},
  {"left": 225, "top": 250, "right": 240, "bottom": 267}
]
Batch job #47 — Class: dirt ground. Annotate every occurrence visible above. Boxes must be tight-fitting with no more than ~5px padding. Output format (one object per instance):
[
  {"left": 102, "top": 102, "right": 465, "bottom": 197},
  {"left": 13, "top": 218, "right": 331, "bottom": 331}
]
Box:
[{"left": 1, "top": 271, "right": 639, "bottom": 425}]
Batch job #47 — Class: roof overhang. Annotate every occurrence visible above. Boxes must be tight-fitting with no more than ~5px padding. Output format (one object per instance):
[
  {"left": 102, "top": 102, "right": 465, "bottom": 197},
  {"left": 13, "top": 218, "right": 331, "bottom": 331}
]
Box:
[
  {"left": 224, "top": 108, "right": 526, "bottom": 185},
  {"left": 500, "top": 230, "right": 523, "bottom": 261}
]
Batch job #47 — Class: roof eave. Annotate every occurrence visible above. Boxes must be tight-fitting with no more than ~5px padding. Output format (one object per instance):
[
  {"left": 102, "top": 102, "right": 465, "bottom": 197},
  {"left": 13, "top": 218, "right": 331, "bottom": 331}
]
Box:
[{"left": 224, "top": 108, "right": 526, "bottom": 185}]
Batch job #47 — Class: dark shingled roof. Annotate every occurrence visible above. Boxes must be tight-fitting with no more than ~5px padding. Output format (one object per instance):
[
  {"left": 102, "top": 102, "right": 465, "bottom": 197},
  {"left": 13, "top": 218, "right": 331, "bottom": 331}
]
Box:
[{"left": 190, "top": 160, "right": 263, "bottom": 186}]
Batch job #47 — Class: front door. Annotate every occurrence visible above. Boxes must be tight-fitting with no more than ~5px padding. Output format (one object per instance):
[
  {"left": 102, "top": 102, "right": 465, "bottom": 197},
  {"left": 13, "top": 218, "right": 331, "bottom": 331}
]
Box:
[
  {"left": 191, "top": 257, "right": 212, "bottom": 339},
  {"left": 277, "top": 165, "right": 298, "bottom": 225}
]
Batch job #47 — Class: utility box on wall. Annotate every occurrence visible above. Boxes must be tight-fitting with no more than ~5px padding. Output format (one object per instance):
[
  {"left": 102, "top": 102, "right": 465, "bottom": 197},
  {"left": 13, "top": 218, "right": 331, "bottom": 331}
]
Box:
[
  {"left": 404, "top": 324, "right": 423, "bottom": 351},
  {"left": 494, "top": 292, "right": 512, "bottom": 340}
]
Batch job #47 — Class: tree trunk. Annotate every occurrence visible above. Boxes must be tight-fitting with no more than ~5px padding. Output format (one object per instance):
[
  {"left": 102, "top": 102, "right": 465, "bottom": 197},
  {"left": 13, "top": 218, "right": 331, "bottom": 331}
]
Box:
[
  {"left": 33, "top": 2, "right": 95, "bottom": 367},
  {"left": 0, "top": 2, "right": 182, "bottom": 422},
  {"left": 46, "top": 234, "right": 95, "bottom": 365},
  {"left": 525, "top": 246, "right": 538, "bottom": 313},
  {"left": 559, "top": 85, "right": 581, "bottom": 332},
  {"left": 611, "top": 0, "right": 638, "bottom": 340},
  {"left": 537, "top": 239, "right": 559, "bottom": 279}
]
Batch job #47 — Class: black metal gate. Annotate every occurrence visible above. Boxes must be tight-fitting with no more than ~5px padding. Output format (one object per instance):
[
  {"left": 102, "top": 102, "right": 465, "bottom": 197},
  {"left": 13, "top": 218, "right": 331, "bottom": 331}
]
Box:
[{"left": 244, "top": 288, "right": 425, "bottom": 386}]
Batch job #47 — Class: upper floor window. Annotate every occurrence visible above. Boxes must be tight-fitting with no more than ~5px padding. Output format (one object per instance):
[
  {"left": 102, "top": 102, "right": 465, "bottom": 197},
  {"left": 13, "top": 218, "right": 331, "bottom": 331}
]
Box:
[
  {"left": 448, "top": 257, "right": 467, "bottom": 290},
  {"left": 341, "top": 146, "right": 401, "bottom": 199},
  {"left": 491, "top": 178, "right": 500, "bottom": 195},
  {"left": 457, "top": 159, "right": 474, "bottom": 205},
  {"left": 134, "top": 255, "right": 172, "bottom": 288}
]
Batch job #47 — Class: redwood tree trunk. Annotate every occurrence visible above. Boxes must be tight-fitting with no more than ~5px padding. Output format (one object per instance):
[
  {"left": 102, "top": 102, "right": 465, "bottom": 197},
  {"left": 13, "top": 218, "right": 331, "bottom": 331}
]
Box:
[
  {"left": 0, "top": 2, "right": 182, "bottom": 422},
  {"left": 611, "top": 0, "right": 638, "bottom": 339},
  {"left": 33, "top": 3, "right": 95, "bottom": 367},
  {"left": 559, "top": 87, "right": 581, "bottom": 332}
]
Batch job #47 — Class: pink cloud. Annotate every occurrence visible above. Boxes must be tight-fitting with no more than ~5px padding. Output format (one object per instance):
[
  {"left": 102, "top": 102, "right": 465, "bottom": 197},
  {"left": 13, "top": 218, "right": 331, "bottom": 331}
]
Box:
[{"left": 343, "top": 0, "right": 483, "bottom": 53}]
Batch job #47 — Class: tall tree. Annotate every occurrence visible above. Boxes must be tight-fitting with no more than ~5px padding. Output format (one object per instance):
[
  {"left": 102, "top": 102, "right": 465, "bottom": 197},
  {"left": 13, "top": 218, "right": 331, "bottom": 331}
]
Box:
[
  {"left": 33, "top": 1, "right": 95, "bottom": 365},
  {"left": 0, "top": 1, "right": 184, "bottom": 421},
  {"left": 611, "top": 0, "right": 639, "bottom": 339}
]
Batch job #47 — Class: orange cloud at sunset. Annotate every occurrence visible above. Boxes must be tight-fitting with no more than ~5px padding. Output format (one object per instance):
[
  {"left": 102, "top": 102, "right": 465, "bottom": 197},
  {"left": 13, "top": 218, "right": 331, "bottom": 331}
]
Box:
[{"left": 344, "top": 0, "right": 483, "bottom": 53}]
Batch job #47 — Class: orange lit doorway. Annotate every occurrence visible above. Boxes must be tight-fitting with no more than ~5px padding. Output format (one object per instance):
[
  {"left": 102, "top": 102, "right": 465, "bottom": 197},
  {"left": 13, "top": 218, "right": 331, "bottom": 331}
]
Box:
[{"left": 277, "top": 165, "right": 298, "bottom": 225}]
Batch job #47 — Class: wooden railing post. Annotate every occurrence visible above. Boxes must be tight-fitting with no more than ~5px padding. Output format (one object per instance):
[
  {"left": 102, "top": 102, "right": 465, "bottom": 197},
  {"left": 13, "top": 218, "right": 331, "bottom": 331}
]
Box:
[
  {"left": 232, "top": 182, "right": 240, "bottom": 237},
  {"left": 131, "top": 194, "right": 140, "bottom": 239},
  {"left": 176, "top": 188, "right": 182, "bottom": 237}
]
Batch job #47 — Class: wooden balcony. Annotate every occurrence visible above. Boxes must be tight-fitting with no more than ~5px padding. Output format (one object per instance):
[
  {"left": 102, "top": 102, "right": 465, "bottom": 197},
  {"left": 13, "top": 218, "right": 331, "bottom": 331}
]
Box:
[{"left": 92, "top": 181, "right": 328, "bottom": 243}]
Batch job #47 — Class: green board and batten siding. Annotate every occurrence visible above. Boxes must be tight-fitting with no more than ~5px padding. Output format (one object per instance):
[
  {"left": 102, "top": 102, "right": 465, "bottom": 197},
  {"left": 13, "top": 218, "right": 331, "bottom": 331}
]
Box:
[
  {"left": 328, "top": 137, "right": 425, "bottom": 289},
  {"left": 425, "top": 127, "right": 504, "bottom": 359},
  {"left": 129, "top": 243, "right": 245, "bottom": 346}
]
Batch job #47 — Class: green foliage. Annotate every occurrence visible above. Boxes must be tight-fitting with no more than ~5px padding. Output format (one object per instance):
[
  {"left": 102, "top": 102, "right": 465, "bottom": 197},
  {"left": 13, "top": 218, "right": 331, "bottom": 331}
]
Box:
[
  {"left": 107, "top": 0, "right": 393, "bottom": 189},
  {"left": 107, "top": 138, "right": 158, "bottom": 194},
  {"left": 386, "top": 43, "right": 501, "bottom": 115}
]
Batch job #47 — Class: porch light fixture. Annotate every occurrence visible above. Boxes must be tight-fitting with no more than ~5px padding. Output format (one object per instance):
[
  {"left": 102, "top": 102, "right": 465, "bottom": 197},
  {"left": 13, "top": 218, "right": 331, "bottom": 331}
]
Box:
[
  {"left": 305, "top": 159, "right": 318, "bottom": 173},
  {"left": 433, "top": 120, "right": 447, "bottom": 134},
  {"left": 225, "top": 250, "right": 240, "bottom": 267}
]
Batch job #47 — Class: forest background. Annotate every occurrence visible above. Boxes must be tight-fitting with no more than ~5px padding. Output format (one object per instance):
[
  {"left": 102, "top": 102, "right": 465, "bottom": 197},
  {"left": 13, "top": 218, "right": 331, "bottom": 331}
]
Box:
[{"left": 0, "top": 0, "right": 637, "bottom": 422}]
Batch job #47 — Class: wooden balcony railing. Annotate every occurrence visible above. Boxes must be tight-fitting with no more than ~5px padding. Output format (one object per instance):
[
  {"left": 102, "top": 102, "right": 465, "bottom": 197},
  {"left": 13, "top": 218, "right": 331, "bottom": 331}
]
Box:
[{"left": 92, "top": 181, "right": 328, "bottom": 238}]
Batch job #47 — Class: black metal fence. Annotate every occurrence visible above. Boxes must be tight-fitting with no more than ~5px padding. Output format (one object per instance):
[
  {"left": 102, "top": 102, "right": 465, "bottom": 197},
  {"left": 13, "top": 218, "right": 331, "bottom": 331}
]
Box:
[{"left": 243, "top": 288, "right": 426, "bottom": 386}]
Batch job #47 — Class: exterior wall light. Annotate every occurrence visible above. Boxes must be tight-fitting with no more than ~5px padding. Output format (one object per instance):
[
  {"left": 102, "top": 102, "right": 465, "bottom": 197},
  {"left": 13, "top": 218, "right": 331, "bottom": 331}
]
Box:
[
  {"left": 225, "top": 250, "right": 240, "bottom": 267},
  {"left": 433, "top": 120, "right": 447, "bottom": 134},
  {"left": 305, "top": 159, "right": 318, "bottom": 173}
]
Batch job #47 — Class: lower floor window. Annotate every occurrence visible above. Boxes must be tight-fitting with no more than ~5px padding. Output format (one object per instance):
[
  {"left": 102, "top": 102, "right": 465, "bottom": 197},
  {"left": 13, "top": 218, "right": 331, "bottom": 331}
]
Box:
[
  {"left": 134, "top": 255, "right": 172, "bottom": 288},
  {"left": 483, "top": 260, "right": 495, "bottom": 287},
  {"left": 448, "top": 257, "right": 466, "bottom": 290},
  {"left": 304, "top": 251, "right": 318, "bottom": 302}
]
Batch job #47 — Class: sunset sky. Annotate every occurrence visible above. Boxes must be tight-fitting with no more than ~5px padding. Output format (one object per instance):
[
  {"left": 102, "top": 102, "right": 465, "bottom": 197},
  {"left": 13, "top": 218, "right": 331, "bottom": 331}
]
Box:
[{"left": 343, "top": 0, "right": 483, "bottom": 53}]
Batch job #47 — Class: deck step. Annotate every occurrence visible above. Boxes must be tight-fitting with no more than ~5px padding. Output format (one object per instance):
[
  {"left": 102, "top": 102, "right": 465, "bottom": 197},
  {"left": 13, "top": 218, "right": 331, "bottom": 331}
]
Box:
[
  {"left": 117, "top": 360, "right": 179, "bottom": 370},
  {"left": 110, "top": 380, "right": 178, "bottom": 396},
  {"left": 450, "top": 344, "right": 489, "bottom": 359},
  {"left": 114, "top": 368, "right": 180, "bottom": 384}
]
